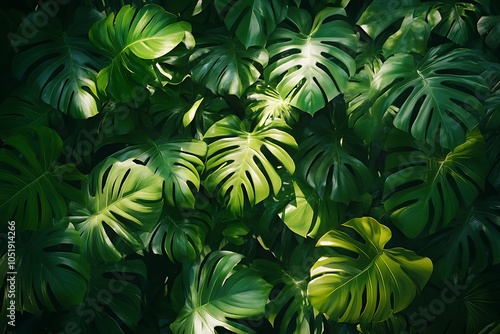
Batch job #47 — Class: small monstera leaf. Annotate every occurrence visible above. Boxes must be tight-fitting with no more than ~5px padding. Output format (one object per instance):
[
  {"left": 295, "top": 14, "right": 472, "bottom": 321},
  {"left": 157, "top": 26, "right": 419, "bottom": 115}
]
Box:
[
  {"left": 279, "top": 179, "right": 346, "bottom": 238},
  {"left": 12, "top": 8, "right": 103, "bottom": 119},
  {"left": 296, "top": 117, "right": 372, "bottom": 204},
  {"left": 170, "top": 251, "right": 272, "bottom": 334},
  {"left": 308, "top": 217, "right": 433, "bottom": 323},
  {"left": 420, "top": 196, "right": 500, "bottom": 280},
  {"left": 245, "top": 82, "right": 299, "bottom": 127},
  {"left": 429, "top": 1, "right": 480, "bottom": 45},
  {"left": 89, "top": 5, "right": 193, "bottom": 101},
  {"left": 113, "top": 136, "right": 207, "bottom": 208},
  {"left": 146, "top": 211, "right": 209, "bottom": 263},
  {"left": 265, "top": 7, "right": 357, "bottom": 114},
  {"left": 203, "top": 115, "right": 297, "bottom": 216},
  {"left": 357, "top": 0, "right": 420, "bottom": 39},
  {"left": 189, "top": 32, "right": 268, "bottom": 97},
  {"left": 371, "top": 45, "right": 488, "bottom": 149},
  {"left": 252, "top": 246, "right": 327, "bottom": 334},
  {"left": 6, "top": 225, "right": 90, "bottom": 313},
  {"left": 384, "top": 128, "right": 489, "bottom": 238},
  {"left": 0, "top": 127, "right": 83, "bottom": 231},
  {"left": 478, "top": 16, "right": 500, "bottom": 49},
  {"left": 58, "top": 259, "right": 146, "bottom": 333},
  {"left": 214, "top": 0, "right": 287, "bottom": 48},
  {"left": 69, "top": 159, "right": 163, "bottom": 262}
]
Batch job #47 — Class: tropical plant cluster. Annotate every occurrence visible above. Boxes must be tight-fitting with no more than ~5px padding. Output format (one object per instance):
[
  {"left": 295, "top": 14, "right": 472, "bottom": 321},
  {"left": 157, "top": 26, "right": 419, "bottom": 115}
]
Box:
[{"left": 1, "top": 0, "right": 500, "bottom": 333}]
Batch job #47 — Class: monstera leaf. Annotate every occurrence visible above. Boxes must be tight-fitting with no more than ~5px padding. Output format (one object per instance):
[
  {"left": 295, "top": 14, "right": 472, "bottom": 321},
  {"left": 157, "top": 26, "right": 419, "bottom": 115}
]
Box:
[
  {"left": 203, "top": 115, "right": 297, "bottom": 216},
  {"left": 189, "top": 32, "right": 268, "bottom": 97},
  {"left": 478, "top": 16, "right": 500, "bottom": 49},
  {"left": 214, "top": 0, "right": 287, "bottom": 48},
  {"left": 12, "top": 8, "right": 103, "bottom": 119},
  {"left": 113, "top": 136, "right": 207, "bottom": 208},
  {"left": 252, "top": 245, "right": 327, "bottom": 334},
  {"left": 429, "top": 1, "right": 480, "bottom": 45},
  {"left": 7, "top": 225, "right": 90, "bottom": 313},
  {"left": 296, "top": 117, "right": 372, "bottom": 204},
  {"left": 69, "top": 159, "right": 163, "bottom": 262},
  {"left": 357, "top": 0, "right": 421, "bottom": 39},
  {"left": 265, "top": 7, "right": 357, "bottom": 114},
  {"left": 89, "top": 4, "right": 193, "bottom": 101},
  {"left": 245, "top": 82, "right": 299, "bottom": 127},
  {"left": 279, "top": 179, "right": 346, "bottom": 238},
  {"left": 59, "top": 259, "right": 146, "bottom": 334},
  {"left": 170, "top": 251, "right": 272, "bottom": 334},
  {"left": 370, "top": 45, "right": 488, "bottom": 149},
  {"left": 0, "top": 127, "right": 83, "bottom": 231},
  {"left": 420, "top": 196, "right": 500, "bottom": 279},
  {"left": 0, "top": 86, "right": 62, "bottom": 137},
  {"left": 409, "top": 274, "right": 500, "bottom": 334},
  {"left": 384, "top": 128, "right": 489, "bottom": 238},
  {"left": 146, "top": 211, "right": 209, "bottom": 263},
  {"left": 308, "top": 217, "right": 433, "bottom": 323}
]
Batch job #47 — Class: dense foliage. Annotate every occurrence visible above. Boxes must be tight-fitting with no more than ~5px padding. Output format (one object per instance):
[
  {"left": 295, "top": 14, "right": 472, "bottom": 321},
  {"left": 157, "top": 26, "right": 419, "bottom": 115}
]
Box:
[{"left": 1, "top": 0, "right": 500, "bottom": 333}]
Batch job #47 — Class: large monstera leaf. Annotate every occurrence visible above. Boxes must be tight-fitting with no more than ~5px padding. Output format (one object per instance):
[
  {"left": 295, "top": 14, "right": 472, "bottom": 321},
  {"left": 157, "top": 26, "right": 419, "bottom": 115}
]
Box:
[
  {"left": 89, "top": 5, "right": 193, "bottom": 101},
  {"left": 6, "top": 225, "right": 90, "bottom": 313},
  {"left": 170, "top": 251, "right": 272, "bottom": 334},
  {"left": 69, "top": 159, "right": 163, "bottom": 262},
  {"left": 203, "top": 115, "right": 297, "bottom": 216},
  {"left": 0, "top": 127, "right": 83, "bottom": 231},
  {"left": 265, "top": 7, "right": 357, "bottom": 114},
  {"left": 296, "top": 117, "right": 372, "bottom": 204},
  {"left": 420, "top": 196, "right": 500, "bottom": 279},
  {"left": 189, "top": 32, "right": 268, "bottom": 97},
  {"left": 384, "top": 129, "right": 489, "bottom": 238},
  {"left": 113, "top": 136, "right": 207, "bottom": 208},
  {"left": 308, "top": 217, "right": 433, "bottom": 323},
  {"left": 370, "top": 45, "right": 488, "bottom": 149},
  {"left": 214, "top": 0, "right": 287, "bottom": 48},
  {"left": 12, "top": 8, "right": 103, "bottom": 119}
]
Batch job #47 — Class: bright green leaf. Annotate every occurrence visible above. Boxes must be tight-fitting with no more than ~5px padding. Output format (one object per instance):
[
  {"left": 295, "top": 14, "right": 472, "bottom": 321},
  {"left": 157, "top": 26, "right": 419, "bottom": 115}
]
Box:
[
  {"left": 308, "top": 217, "right": 433, "bottom": 323},
  {"left": 69, "top": 159, "right": 163, "bottom": 262},
  {"left": 204, "top": 115, "right": 297, "bottom": 216},
  {"left": 265, "top": 7, "right": 357, "bottom": 114},
  {"left": 170, "top": 251, "right": 272, "bottom": 334}
]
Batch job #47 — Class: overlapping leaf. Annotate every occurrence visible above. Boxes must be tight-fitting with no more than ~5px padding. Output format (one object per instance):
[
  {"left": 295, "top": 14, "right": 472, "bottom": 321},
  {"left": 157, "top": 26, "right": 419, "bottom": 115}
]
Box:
[
  {"left": 189, "top": 32, "right": 268, "bottom": 97},
  {"left": 113, "top": 137, "right": 207, "bottom": 208},
  {"left": 89, "top": 4, "right": 193, "bottom": 101},
  {"left": 421, "top": 196, "right": 500, "bottom": 279},
  {"left": 214, "top": 0, "right": 287, "bottom": 48},
  {"left": 204, "top": 115, "right": 297, "bottom": 215},
  {"left": 296, "top": 118, "right": 372, "bottom": 204},
  {"left": 170, "top": 251, "right": 272, "bottom": 333},
  {"left": 12, "top": 8, "right": 103, "bottom": 119},
  {"left": 308, "top": 217, "right": 433, "bottom": 323},
  {"left": 370, "top": 45, "right": 488, "bottom": 149},
  {"left": 0, "top": 127, "right": 83, "bottom": 231},
  {"left": 265, "top": 7, "right": 357, "bottom": 114},
  {"left": 8, "top": 225, "right": 90, "bottom": 313},
  {"left": 384, "top": 128, "right": 489, "bottom": 238},
  {"left": 69, "top": 159, "right": 163, "bottom": 262}
]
